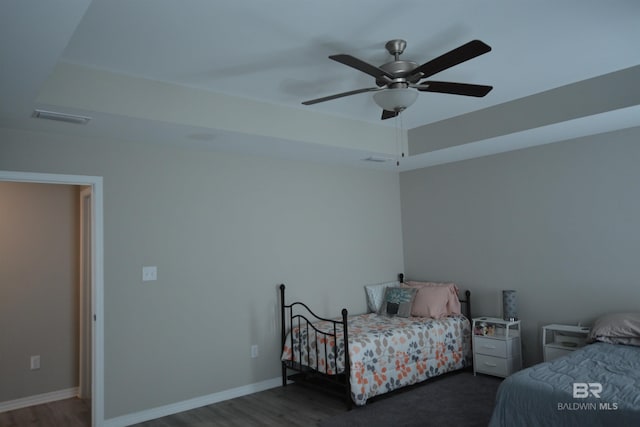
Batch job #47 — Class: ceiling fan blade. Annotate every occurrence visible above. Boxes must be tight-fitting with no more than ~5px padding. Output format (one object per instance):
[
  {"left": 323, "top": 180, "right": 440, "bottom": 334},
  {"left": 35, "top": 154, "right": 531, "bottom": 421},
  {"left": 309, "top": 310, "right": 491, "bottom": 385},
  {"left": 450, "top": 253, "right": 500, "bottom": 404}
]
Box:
[
  {"left": 330, "top": 54, "right": 394, "bottom": 82},
  {"left": 302, "top": 87, "right": 380, "bottom": 105},
  {"left": 414, "top": 81, "right": 493, "bottom": 97},
  {"left": 381, "top": 110, "right": 398, "bottom": 120},
  {"left": 408, "top": 40, "right": 491, "bottom": 80}
]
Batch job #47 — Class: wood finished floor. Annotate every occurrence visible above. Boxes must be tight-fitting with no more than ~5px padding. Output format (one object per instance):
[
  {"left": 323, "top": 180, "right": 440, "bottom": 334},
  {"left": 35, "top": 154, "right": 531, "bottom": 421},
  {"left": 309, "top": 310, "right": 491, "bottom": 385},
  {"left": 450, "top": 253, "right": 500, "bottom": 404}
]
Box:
[
  {"left": 0, "top": 398, "right": 91, "bottom": 427},
  {"left": 134, "top": 384, "right": 347, "bottom": 427},
  {"left": 0, "top": 385, "right": 346, "bottom": 427}
]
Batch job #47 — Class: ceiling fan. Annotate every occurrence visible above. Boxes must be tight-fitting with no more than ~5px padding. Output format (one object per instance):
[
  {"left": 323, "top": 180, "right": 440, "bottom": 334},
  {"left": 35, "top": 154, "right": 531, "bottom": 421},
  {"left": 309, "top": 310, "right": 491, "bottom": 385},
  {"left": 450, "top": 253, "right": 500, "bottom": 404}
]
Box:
[{"left": 302, "top": 39, "right": 493, "bottom": 120}]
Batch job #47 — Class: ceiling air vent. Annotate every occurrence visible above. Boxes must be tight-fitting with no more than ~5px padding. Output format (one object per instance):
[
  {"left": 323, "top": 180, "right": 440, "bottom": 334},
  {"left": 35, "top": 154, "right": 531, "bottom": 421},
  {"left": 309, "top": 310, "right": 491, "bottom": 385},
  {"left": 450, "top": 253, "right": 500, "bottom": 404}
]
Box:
[
  {"left": 32, "top": 109, "right": 91, "bottom": 125},
  {"left": 362, "top": 156, "right": 392, "bottom": 163}
]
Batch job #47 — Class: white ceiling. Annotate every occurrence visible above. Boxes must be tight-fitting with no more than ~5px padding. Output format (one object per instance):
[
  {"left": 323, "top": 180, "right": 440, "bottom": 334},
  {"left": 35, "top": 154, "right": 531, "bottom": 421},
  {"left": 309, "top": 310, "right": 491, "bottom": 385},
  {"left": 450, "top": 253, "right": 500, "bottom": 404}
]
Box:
[{"left": 2, "top": 0, "right": 640, "bottom": 170}]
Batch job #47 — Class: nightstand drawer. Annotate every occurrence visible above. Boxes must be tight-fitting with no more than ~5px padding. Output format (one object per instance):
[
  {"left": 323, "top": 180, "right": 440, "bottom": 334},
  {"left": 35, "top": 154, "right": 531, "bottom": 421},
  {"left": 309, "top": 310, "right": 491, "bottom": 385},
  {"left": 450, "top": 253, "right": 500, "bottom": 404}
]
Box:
[
  {"left": 474, "top": 354, "right": 509, "bottom": 377},
  {"left": 474, "top": 337, "right": 507, "bottom": 357}
]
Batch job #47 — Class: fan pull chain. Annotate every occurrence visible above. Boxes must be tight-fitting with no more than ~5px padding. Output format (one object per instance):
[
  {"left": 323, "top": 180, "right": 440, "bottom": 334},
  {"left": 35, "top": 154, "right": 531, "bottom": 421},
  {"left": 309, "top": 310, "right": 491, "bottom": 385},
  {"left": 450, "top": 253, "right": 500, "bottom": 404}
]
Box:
[
  {"left": 395, "top": 113, "right": 406, "bottom": 167},
  {"left": 395, "top": 115, "right": 401, "bottom": 167},
  {"left": 400, "top": 113, "right": 406, "bottom": 160}
]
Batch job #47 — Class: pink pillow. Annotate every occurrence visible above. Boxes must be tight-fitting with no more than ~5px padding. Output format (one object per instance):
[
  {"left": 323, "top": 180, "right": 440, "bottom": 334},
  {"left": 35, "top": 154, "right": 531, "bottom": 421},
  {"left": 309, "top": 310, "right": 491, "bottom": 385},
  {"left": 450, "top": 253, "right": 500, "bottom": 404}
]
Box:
[
  {"left": 403, "top": 281, "right": 461, "bottom": 318},
  {"left": 405, "top": 281, "right": 459, "bottom": 293}
]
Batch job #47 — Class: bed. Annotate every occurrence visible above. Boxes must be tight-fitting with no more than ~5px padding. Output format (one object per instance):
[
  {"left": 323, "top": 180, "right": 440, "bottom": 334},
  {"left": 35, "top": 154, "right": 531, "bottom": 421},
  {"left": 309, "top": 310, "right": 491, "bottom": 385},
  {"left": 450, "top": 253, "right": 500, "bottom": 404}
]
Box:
[
  {"left": 489, "top": 313, "right": 640, "bottom": 427},
  {"left": 280, "top": 274, "right": 472, "bottom": 408}
]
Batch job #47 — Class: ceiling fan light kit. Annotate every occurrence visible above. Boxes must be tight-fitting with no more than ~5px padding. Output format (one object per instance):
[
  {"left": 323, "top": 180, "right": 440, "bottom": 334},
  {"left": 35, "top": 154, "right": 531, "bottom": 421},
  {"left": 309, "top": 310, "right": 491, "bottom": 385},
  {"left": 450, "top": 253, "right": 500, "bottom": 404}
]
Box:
[
  {"left": 303, "top": 39, "right": 493, "bottom": 120},
  {"left": 373, "top": 88, "right": 418, "bottom": 112}
]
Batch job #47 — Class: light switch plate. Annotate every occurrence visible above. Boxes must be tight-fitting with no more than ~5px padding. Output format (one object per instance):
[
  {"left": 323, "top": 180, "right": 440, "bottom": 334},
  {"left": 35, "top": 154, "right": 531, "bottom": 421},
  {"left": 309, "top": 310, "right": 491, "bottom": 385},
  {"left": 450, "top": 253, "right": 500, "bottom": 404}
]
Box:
[
  {"left": 30, "top": 355, "right": 40, "bottom": 370},
  {"left": 142, "top": 266, "right": 157, "bottom": 281}
]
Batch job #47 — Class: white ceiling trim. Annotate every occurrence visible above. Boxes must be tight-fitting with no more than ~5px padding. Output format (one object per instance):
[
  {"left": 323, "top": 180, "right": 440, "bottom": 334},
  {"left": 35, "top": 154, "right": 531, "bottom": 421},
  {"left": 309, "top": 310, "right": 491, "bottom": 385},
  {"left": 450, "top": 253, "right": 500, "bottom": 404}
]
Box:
[
  {"left": 398, "top": 105, "right": 640, "bottom": 171},
  {"left": 35, "top": 62, "right": 400, "bottom": 156}
]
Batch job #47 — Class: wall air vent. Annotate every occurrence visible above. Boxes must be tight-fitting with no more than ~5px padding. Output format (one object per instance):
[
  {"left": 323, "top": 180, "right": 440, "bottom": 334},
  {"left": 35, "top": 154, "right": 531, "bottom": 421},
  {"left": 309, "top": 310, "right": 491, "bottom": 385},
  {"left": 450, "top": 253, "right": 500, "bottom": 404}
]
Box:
[
  {"left": 32, "top": 109, "right": 92, "bottom": 125},
  {"left": 362, "top": 156, "right": 392, "bottom": 163}
]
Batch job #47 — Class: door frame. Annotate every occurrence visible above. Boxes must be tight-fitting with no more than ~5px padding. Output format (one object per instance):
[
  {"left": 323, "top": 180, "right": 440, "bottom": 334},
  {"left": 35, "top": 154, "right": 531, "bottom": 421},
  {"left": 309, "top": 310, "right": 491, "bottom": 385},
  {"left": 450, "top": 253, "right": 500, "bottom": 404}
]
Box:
[
  {"left": 0, "top": 170, "right": 104, "bottom": 427},
  {"left": 79, "top": 186, "right": 92, "bottom": 400}
]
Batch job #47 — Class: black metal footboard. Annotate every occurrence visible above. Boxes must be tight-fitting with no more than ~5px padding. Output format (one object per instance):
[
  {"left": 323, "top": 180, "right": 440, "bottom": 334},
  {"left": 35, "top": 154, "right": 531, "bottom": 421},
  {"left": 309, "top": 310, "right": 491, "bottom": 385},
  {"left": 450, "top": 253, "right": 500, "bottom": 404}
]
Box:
[{"left": 280, "top": 284, "right": 352, "bottom": 409}]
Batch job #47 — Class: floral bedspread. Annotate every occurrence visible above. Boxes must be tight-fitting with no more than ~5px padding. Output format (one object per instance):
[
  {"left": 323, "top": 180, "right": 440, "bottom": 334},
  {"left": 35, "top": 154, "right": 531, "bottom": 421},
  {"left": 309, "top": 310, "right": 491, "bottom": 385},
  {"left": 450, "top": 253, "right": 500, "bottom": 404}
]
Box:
[{"left": 281, "top": 313, "right": 471, "bottom": 405}]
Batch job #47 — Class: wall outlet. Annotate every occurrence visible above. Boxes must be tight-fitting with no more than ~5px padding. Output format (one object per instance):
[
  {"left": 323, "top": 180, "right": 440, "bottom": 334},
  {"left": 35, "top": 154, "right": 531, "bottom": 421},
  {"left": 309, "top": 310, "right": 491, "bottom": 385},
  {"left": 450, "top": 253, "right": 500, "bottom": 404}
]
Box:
[
  {"left": 251, "top": 344, "right": 259, "bottom": 358},
  {"left": 142, "top": 266, "right": 157, "bottom": 281},
  {"left": 30, "top": 355, "right": 40, "bottom": 370}
]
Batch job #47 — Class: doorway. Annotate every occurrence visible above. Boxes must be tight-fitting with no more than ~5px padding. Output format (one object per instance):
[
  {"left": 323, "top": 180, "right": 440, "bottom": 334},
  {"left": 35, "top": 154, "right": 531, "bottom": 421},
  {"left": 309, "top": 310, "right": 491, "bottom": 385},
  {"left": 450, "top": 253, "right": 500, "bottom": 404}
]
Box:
[{"left": 0, "top": 171, "right": 104, "bottom": 427}]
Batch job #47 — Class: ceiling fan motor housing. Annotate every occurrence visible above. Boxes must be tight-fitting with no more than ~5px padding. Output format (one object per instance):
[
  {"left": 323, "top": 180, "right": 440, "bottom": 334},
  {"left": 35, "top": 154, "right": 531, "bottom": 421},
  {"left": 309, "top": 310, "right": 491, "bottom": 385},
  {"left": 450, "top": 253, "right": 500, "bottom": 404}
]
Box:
[{"left": 377, "top": 61, "right": 420, "bottom": 87}]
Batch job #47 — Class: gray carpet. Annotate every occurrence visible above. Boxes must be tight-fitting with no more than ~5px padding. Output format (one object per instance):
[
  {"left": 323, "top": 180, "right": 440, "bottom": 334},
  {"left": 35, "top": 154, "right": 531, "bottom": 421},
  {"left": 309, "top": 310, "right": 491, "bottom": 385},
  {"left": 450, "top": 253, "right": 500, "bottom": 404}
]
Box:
[{"left": 318, "top": 371, "right": 502, "bottom": 427}]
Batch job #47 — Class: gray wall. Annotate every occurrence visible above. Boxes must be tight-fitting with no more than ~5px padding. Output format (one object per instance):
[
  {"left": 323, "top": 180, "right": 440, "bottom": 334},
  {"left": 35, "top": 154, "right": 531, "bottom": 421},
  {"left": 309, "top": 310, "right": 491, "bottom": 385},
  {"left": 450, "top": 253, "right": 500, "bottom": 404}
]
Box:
[
  {"left": 400, "top": 126, "right": 640, "bottom": 366},
  {"left": 0, "top": 182, "right": 79, "bottom": 402},
  {"left": 0, "top": 127, "right": 404, "bottom": 418}
]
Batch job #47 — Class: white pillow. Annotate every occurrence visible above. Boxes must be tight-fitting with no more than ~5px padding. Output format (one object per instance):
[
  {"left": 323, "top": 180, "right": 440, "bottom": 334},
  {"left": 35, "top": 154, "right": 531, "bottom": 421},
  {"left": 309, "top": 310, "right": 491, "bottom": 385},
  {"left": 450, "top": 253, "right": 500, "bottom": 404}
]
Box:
[
  {"left": 588, "top": 312, "right": 640, "bottom": 346},
  {"left": 364, "top": 281, "right": 399, "bottom": 313}
]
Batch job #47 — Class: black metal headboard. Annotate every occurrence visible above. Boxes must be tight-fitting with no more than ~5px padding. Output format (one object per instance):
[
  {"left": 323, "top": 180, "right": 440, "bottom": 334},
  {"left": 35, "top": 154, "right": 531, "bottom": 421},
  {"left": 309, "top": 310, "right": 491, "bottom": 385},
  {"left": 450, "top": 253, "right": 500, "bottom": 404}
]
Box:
[{"left": 398, "top": 273, "right": 471, "bottom": 320}]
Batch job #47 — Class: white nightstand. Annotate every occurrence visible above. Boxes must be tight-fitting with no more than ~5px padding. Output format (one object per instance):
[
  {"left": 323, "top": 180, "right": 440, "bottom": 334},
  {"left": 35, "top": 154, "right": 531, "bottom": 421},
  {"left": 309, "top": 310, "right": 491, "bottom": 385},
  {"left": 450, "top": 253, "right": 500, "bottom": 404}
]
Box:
[
  {"left": 472, "top": 317, "right": 522, "bottom": 378},
  {"left": 542, "top": 324, "right": 591, "bottom": 362}
]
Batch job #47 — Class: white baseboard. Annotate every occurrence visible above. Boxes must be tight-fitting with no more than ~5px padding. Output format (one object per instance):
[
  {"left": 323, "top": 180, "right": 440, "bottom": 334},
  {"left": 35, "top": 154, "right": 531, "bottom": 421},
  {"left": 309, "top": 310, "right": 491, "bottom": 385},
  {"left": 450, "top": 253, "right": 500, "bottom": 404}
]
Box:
[
  {"left": 0, "top": 387, "right": 79, "bottom": 413},
  {"left": 104, "top": 377, "right": 281, "bottom": 427}
]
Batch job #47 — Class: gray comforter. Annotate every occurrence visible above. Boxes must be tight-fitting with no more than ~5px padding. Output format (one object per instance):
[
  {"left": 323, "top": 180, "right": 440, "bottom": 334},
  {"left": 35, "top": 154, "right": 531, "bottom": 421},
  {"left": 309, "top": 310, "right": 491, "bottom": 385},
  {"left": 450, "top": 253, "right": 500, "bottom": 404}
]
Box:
[{"left": 489, "top": 342, "right": 640, "bottom": 427}]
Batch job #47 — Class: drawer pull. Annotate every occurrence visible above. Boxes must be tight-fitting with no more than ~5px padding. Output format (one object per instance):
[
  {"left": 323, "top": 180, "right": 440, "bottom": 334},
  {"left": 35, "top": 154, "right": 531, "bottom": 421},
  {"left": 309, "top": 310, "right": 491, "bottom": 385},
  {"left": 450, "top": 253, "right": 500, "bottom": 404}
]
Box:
[
  {"left": 484, "top": 362, "right": 498, "bottom": 367},
  {"left": 482, "top": 345, "right": 496, "bottom": 349}
]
